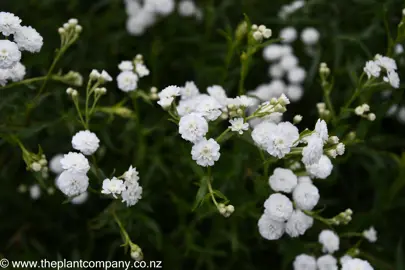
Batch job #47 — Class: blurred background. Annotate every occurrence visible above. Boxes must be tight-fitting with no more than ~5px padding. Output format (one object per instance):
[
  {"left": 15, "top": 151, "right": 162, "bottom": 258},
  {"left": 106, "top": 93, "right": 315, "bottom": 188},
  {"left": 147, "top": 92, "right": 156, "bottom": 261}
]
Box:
[{"left": 1, "top": 0, "right": 405, "bottom": 269}]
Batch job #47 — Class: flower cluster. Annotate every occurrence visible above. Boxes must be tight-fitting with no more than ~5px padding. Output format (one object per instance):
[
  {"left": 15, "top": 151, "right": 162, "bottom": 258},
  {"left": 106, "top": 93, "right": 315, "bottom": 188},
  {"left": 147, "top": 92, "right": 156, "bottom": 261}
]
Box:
[
  {"left": 117, "top": 54, "right": 150, "bottom": 92},
  {"left": 124, "top": 0, "right": 202, "bottom": 36},
  {"left": 0, "top": 11, "right": 43, "bottom": 85},
  {"left": 278, "top": 0, "right": 305, "bottom": 20},
  {"left": 102, "top": 165, "right": 143, "bottom": 207},
  {"left": 363, "top": 54, "right": 399, "bottom": 88},
  {"left": 354, "top": 104, "right": 376, "bottom": 121}
]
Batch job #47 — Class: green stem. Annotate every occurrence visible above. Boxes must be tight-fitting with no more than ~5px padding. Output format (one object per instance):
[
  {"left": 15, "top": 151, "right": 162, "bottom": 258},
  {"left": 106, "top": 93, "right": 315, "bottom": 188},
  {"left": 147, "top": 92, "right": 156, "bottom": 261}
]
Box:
[
  {"left": 73, "top": 98, "right": 87, "bottom": 129},
  {"left": 340, "top": 232, "right": 363, "bottom": 238},
  {"left": 216, "top": 128, "right": 231, "bottom": 143},
  {"left": 112, "top": 209, "right": 131, "bottom": 246},
  {"left": 206, "top": 167, "right": 218, "bottom": 208},
  {"left": 238, "top": 53, "right": 250, "bottom": 95}
]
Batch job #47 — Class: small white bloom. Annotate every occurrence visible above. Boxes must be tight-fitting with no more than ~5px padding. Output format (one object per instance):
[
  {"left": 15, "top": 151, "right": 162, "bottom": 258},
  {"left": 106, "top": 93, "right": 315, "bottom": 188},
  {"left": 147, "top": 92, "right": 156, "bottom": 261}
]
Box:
[
  {"left": 122, "top": 182, "right": 143, "bottom": 207},
  {"left": 90, "top": 69, "right": 101, "bottom": 80},
  {"left": 268, "top": 64, "right": 285, "bottom": 78},
  {"left": 267, "top": 122, "right": 300, "bottom": 158},
  {"left": 123, "top": 165, "right": 140, "bottom": 185},
  {"left": 179, "top": 113, "right": 209, "bottom": 143},
  {"left": 383, "top": 70, "right": 400, "bottom": 88},
  {"left": 367, "top": 113, "right": 376, "bottom": 121},
  {"left": 60, "top": 152, "right": 90, "bottom": 174},
  {"left": 395, "top": 44, "right": 404, "bottom": 55},
  {"left": 29, "top": 184, "right": 41, "bottom": 200},
  {"left": 146, "top": 0, "right": 175, "bottom": 15},
  {"left": 49, "top": 154, "right": 64, "bottom": 174},
  {"left": 0, "top": 40, "right": 21, "bottom": 69},
  {"left": 286, "top": 84, "right": 304, "bottom": 102},
  {"left": 118, "top": 60, "right": 134, "bottom": 71},
  {"left": 363, "top": 227, "right": 377, "bottom": 243},
  {"left": 280, "top": 54, "right": 299, "bottom": 71},
  {"left": 306, "top": 155, "right": 333, "bottom": 179},
  {"left": 235, "top": 95, "right": 255, "bottom": 107},
  {"left": 177, "top": 98, "right": 198, "bottom": 116},
  {"left": 7, "top": 62, "right": 26, "bottom": 82},
  {"left": 157, "top": 85, "right": 181, "bottom": 108},
  {"left": 340, "top": 255, "right": 353, "bottom": 266},
  {"left": 286, "top": 209, "right": 314, "bottom": 237},
  {"left": 191, "top": 138, "right": 221, "bottom": 167},
  {"left": 302, "top": 134, "right": 324, "bottom": 166},
  {"left": 280, "top": 26, "right": 297, "bottom": 43},
  {"left": 336, "top": 143, "right": 345, "bottom": 155},
  {"left": 319, "top": 230, "right": 340, "bottom": 254},
  {"left": 315, "top": 119, "right": 329, "bottom": 142},
  {"left": 229, "top": 118, "right": 249, "bottom": 134},
  {"left": 341, "top": 258, "right": 373, "bottom": 270},
  {"left": 301, "top": 27, "right": 320, "bottom": 45},
  {"left": 71, "top": 130, "right": 100, "bottom": 156},
  {"left": 13, "top": 26, "right": 43, "bottom": 53},
  {"left": 251, "top": 121, "right": 278, "bottom": 149},
  {"left": 178, "top": 0, "right": 197, "bottom": 16},
  {"left": 0, "top": 12, "right": 22, "bottom": 36},
  {"left": 135, "top": 63, "right": 150, "bottom": 77},
  {"left": 101, "top": 177, "right": 126, "bottom": 198},
  {"left": 293, "top": 254, "right": 317, "bottom": 270},
  {"left": 207, "top": 85, "right": 228, "bottom": 106},
  {"left": 257, "top": 212, "right": 285, "bottom": 240},
  {"left": 375, "top": 55, "right": 397, "bottom": 71},
  {"left": 288, "top": 66, "right": 306, "bottom": 84},
  {"left": 100, "top": 70, "right": 113, "bottom": 82},
  {"left": 264, "top": 193, "right": 294, "bottom": 222},
  {"left": 263, "top": 44, "right": 284, "bottom": 61},
  {"left": 363, "top": 61, "right": 381, "bottom": 79},
  {"left": 56, "top": 171, "right": 89, "bottom": 197},
  {"left": 180, "top": 81, "right": 200, "bottom": 99},
  {"left": 317, "top": 255, "right": 338, "bottom": 270},
  {"left": 117, "top": 71, "right": 138, "bottom": 92},
  {"left": 269, "top": 168, "right": 298, "bottom": 193},
  {"left": 195, "top": 95, "right": 223, "bottom": 121},
  {"left": 30, "top": 162, "right": 41, "bottom": 172},
  {"left": 293, "top": 182, "right": 320, "bottom": 211}
]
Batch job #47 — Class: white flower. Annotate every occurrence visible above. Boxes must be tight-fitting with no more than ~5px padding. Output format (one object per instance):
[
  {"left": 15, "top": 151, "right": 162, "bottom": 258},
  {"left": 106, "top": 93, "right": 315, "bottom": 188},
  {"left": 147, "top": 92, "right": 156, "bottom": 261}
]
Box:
[
  {"left": 101, "top": 177, "right": 126, "bottom": 198},
  {"left": 288, "top": 67, "right": 306, "bottom": 84},
  {"left": 315, "top": 119, "right": 329, "bottom": 142},
  {"left": 301, "top": 27, "right": 320, "bottom": 45},
  {"left": 117, "top": 71, "right": 138, "bottom": 92},
  {"left": 341, "top": 258, "right": 374, "bottom": 270},
  {"left": 157, "top": 85, "right": 181, "bottom": 108},
  {"left": 0, "top": 68, "right": 9, "bottom": 86},
  {"left": 49, "top": 154, "right": 64, "bottom": 174},
  {"left": 264, "top": 193, "right": 293, "bottom": 222},
  {"left": 235, "top": 95, "right": 255, "bottom": 107},
  {"left": 251, "top": 121, "right": 278, "bottom": 149},
  {"left": 0, "top": 12, "right": 21, "bottom": 36},
  {"left": 195, "top": 95, "right": 223, "bottom": 121},
  {"left": 178, "top": 0, "right": 197, "bottom": 16},
  {"left": 56, "top": 171, "right": 89, "bottom": 197},
  {"left": 126, "top": 9, "right": 155, "bottom": 36},
  {"left": 364, "top": 61, "right": 381, "bottom": 79},
  {"left": 302, "top": 135, "right": 324, "bottom": 166},
  {"left": 280, "top": 54, "right": 299, "bottom": 71},
  {"left": 60, "top": 152, "right": 90, "bottom": 174},
  {"left": 123, "top": 165, "right": 140, "bottom": 185},
  {"left": 298, "top": 176, "right": 312, "bottom": 184},
  {"left": 13, "top": 26, "right": 43, "bottom": 53},
  {"left": 0, "top": 40, "right": 21, "bottom": 69},
  {"left": 100, "top": 70, "right": 113, "bottom": 82},
  {"left": 269, "top": 64, "right": 285, "bottom": 78},
  {"left": 269, "top": 168, "right": 298, "bottom": 193},
  {"left": 7, "top": 62, "right": 26, "bottom": 82},
  {"left": 180, "top": 81, "right": 199, "bottom": 99},
  {"left": 293, "top": 254, "right": 317, "bottom": 270},
  {"left": 257, "top": 212, "right": 285, "bottom": 240},
  {"left": 395, "top": 44, "right": 404, "bottom": 54},
  {"left": 135, "top": 63, "right": 150, "bottom": 77},
  {"left": 319, "top": 230, "right": 340, "bottom": 254},
  {"left": 177, "top": 98, "right": 198, "bottom": 116},
  {"left": 280, "top": 26, "right": 297, "bottom": 43},
  {"left": 72, "top": 130, "right": 100, "bottom": 156},
  {"left": 118, "top": 60, "right": 134, "bottom": 71},
  {"left": 207, "top": 85, "right": 228, "bottom": 106},
  {"left": 340, "top": 256, "right": 353, "bottom": 266},
  {"left": 306, "top": 155, "right": 333, "bottom": 179},
  {"left": 267, "top": 122, "right": 300, "bottom": 158},
  {"left": 29, "top": 184, "right": 41, "bottom": 200},
  {"left": 191, "top": 138, "right": 221, "bottom": 167},
  {"left": 179, "top": 113, "right": 209, "bottom": 142},
  {"left": 286, "top": 85, "right": 304, "bottom": 102},
  {"left": 375, "top": 55, "right": 397, "bottom": 71},
  {"left": 336, "top": 143, "right": 345, "bottom": 155},
  {"left": 286, "top": 210, "right": 314, "bottom": 237},
  {"left": 363, "top": 227, "right": 377, "bottom": 243},
  {"left": 90, "top": 69, "right": 101, "bottom": 80},
  {"left": 229, "top": 118, "right": 249, "bottom": 135},
  {"left": 146, "top": 0, "right": 175, "bottom": 15},
  {"left": 263, "top": 44, "right": 284, "bottom": 61},
  {"left": 317, "top": 255, "right": 338, "bottom": 270},
  {"left": 122, "top": 182, "right": 143, "bottom": 207},
  {"left": 293, "top": 182, "right": 320, "bottom": 211},
  {"left": 383, "top": 70, "right": 400, "bottom": 88}
]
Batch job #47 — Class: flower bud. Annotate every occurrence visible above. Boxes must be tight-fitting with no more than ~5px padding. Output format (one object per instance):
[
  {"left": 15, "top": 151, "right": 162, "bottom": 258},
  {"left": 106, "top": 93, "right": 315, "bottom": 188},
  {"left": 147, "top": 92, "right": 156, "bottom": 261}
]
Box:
[
  {"left": 293, "top": 115, "right": 302, "bottom": 124},
  {"left": 252, "top": 31, "right": 263, "bottom": 41},
  {"left": 367, "top": 113, "right": 376, "bottom": 121},
  {"left": 31, "top": 162, "right": 42, "bottom": 172}
]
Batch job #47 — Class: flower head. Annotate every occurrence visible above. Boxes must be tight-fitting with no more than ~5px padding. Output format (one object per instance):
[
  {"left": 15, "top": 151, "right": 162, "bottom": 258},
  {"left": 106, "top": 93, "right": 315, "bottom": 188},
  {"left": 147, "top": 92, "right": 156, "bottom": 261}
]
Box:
[
  {"left": 264, "top": 193, "right": 294, "bottom": 222},
  {"left": 179, "top": 113, "right": 209, "bottom": 143},
  {"left": 229, "top": 118, "right": 249, "bottom": 135},
  {"left": 269, "top": 168, "right": 298, "bottom": 193},
  {"left": 56, "top": 171, "right": 89, "bottom": 197},
  {"left": 180, "top": 81, "right": 200, "bottom": 100},
  {"left": 0, "top": 40, "right": 21, "bottom": 69},
  {"left": 122, "top": 182, "right": 143, "bottom": 207},
  {"left": 364, "top": 61, "right": 381, "bottom": 79},
  {"left": 317, "top": 255, "right": 338, "bottom": 270},
  {"left": 72, "top": 130, "right": 100, "bottom": 156},
  {"left": 286, "top": 210, "right": 314, "bottom": 237},
  {"left": 117, "top": 71, "right": 138, "bottom": 92},
  {"left": 363, "top": 227, "right": 377, "bottom": 243},
  {"left": 341, "top": 258, "right": 373, "bottom": 270},
  {"left": 123, "top": 165, "right": 140, "bottom": 186},
  {"left": 101, "top": 177, "right": 126, "bottom": 198},
  {"left": 0, "top": 12, "right": 21, "bottom": 36},
  {"left": 258, "top": 212, "right": 285, "bottom": 240},
  {"left": 60, "top": 152, "right": 90, "bottom": 174},
  {"left": 318, "top": 230, "right": 340, "bottom": 254},
  {"left": 293, "top": 182, "right": 320, "bottom": 211},
  {"left": 293, "top": 254, "right": 317, "bottom": 270},
  {"left": 157, "top": 85, "right": 181, "bottom": 108},
  {"left": 306, "top": 155, "right": 333, "bottom": 179},
  {"left": 191, "top": 138, "right": 221, "bottom": 167},
  {"left": 13, "top": 26, "right": 43, "bottom": 53}
]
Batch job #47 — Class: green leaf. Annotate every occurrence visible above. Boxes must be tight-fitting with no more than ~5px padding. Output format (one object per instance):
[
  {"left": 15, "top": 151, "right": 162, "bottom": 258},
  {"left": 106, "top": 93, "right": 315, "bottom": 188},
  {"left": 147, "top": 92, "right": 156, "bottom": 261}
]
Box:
[{"left": 192, "top": 177, "right": 208, "bottom": 211}]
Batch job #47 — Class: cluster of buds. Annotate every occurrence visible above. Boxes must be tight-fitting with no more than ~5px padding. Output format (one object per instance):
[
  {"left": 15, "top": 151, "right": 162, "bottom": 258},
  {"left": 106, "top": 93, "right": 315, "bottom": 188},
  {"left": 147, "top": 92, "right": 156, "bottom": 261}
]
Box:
[
  {"left": 130, "top": 243, "right": 143, "bottom": 261},
  {"left": 28, "top": 154, "right": 49, "bottom": 179},
  {"left": 227, "top": 104, "right": 244, "bottom": 119},
  {"left": 149, "top": 86, "right": 158, "bottom": 100},
  {"left": 254, "top": 94, "right": 290, "bottom": 117},
  {"left": 89, "top": 69, "right": 113, "bottom": 84},
  {"left": 94, "top": 87, "right": 107, "bottom": 95},
  {"left": 251, "top": 24, "right": 272, "bottom": 42},
  {"left": 218, "top": 203, "right": 235, "bottom": 218},
  {"left": 235, "top": 21, "right": 248, "bottom": 41},
  {"left": 325, "top": 136, "right": 345, "bottom": 158},
  {"left": 133, "top": 54, "right": 150, "bottom": 78},
  {"left": 60, "top": 71, "right": 83, "bottom": 87},
  {"left": 319, "top": 62, "right": 331, "bottom": 78},
  {"left": 355, "top": 104, "right": 376, "bottom": 121},
  {"left": 331, "top": 208, "right": 353, "bottom": 225},
  {"left": 317, "top": 102, "right": 330, "bottom": 118},
  {"left": 58, "top": 18, "right": 82, "bottom": 46},
  {"left": 66, "top": 87, "right": 78, "bottom": 97},
  {"left": 293, "top": 114, "right": 303, "bottom": 124}
]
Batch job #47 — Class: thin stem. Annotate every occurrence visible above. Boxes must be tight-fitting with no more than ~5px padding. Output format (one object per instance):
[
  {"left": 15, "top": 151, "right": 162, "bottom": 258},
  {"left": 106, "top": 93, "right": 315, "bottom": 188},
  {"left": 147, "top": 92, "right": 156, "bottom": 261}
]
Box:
[
  {"left": 112, "top": 209, "right": 131, "bottom": 246},
  {"left": 216, "top": 128, "right": 231, "bottom": 143},
  {"left": 91, "top": 155, "right": 102, "bottom": 181},
  {"left": 340, "top": 232, "right": 363, "bottom": 238},
  {"left": 206, "top": 167, "right": 218, "bottom": 208},
  {"left": 238, "top": 53, "right": 250, "bottom": 95},
  {"left": 73, "top": 98, "right": 87, "bottom": 129},
  {"left": 0, "top": 76, "right": 47, "bottom": 90}
]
